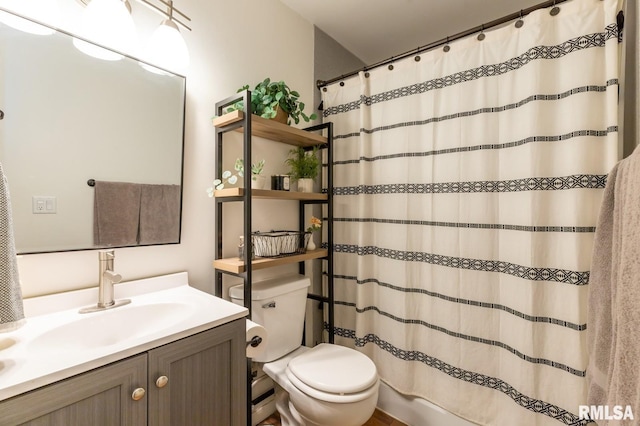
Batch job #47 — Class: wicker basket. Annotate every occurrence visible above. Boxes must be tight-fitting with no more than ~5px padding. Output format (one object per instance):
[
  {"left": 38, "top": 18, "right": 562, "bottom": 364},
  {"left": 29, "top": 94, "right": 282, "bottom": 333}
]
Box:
[{"left": 251, "top": 230, "right": 311, "bottom": 258}]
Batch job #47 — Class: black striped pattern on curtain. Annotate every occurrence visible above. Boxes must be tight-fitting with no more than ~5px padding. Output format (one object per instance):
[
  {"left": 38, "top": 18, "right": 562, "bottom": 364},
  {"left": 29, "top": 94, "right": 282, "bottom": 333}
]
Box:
[{"left": 322, "top": 1, "right": 621, "bottom": 425}]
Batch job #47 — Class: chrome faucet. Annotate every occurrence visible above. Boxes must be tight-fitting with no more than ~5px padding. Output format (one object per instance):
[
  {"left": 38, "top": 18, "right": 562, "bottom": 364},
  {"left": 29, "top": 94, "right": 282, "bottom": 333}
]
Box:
[{"left": 79, "top": 250, "right": 130, "bottom": 314}]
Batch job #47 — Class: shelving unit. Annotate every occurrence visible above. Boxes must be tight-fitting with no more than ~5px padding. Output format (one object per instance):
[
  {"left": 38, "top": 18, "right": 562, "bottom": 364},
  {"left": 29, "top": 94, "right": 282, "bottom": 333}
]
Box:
[
  {"left": 213, "top": 249, "right": 329, "bottom": 274},
  {"left": 213, "top": 90, "right": 334, "bottom": 426}
]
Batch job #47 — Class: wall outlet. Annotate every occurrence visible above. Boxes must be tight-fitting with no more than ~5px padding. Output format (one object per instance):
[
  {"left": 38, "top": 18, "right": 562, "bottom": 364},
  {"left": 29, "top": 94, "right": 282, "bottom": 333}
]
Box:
[{"left": 32, "top": 196, "right": 57, "bottom": 214}]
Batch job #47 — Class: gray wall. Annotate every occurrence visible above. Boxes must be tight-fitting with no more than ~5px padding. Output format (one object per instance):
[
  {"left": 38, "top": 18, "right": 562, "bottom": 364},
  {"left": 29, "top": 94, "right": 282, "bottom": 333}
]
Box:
[
  {"left": 313, "top": 27, "right": 365, "bottom": 120},
  {"left": 307, "top": 28, "right": 365, "bottom": 345}
]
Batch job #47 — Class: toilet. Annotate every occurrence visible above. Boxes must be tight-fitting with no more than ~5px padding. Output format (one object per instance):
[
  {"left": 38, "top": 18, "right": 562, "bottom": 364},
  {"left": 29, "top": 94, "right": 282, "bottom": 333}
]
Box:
[{"left": 230, "top": 275, "right": 379, "bottom": 426}]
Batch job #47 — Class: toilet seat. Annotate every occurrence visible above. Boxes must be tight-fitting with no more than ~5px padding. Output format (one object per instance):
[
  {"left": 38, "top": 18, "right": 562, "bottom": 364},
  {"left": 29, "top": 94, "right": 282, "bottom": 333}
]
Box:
[{"left": 285, "top": 344, "right": 378, "bottom": 403}]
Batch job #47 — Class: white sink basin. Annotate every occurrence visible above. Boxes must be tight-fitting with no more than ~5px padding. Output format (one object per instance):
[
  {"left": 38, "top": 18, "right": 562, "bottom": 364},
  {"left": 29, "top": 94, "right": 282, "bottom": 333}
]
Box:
[
  {"left": 0, "top": 272, "right": 248, "bottom": 402},
  {"left": 29, "top": 302, "right": 192, "bottom": 352}
]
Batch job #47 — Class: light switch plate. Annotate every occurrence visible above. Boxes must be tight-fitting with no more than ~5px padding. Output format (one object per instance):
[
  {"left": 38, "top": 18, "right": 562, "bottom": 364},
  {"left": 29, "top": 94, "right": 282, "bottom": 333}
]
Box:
[{"left": 32, "top": 196, "right": 57, "bottom": 214}]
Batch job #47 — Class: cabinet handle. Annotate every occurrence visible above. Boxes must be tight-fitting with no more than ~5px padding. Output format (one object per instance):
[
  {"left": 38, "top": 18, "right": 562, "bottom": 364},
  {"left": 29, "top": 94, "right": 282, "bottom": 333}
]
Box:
[
  {"left": 155, "top": 375, "right": 169, "bottom": 388},
  {"left": 131, "top": 387, "right": 146, "bottom": 401}
]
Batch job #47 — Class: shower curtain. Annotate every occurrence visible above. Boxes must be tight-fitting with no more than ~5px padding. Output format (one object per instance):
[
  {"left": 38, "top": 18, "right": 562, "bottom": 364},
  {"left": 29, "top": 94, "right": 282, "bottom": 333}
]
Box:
[{"left": 322, "top": 0, "right": 620, "bottom": 424}]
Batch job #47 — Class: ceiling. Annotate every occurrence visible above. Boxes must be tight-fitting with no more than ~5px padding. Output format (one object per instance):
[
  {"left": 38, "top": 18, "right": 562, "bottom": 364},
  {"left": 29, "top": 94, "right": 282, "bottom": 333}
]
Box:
[{"left": 279, "top": 0, "right": 547, "bottom": 64}]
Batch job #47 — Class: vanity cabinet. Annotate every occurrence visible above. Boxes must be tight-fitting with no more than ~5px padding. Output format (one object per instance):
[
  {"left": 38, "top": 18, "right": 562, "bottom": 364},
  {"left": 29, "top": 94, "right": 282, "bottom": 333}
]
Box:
[
  {"left": 147, "top": 319, "right": 246, "bottom": 426},
  {"left": 0, "top": 354, "right": 147, "bottom": 426},
  {"left": 0, "top": 320, "right": 246, "bottom": 426}
]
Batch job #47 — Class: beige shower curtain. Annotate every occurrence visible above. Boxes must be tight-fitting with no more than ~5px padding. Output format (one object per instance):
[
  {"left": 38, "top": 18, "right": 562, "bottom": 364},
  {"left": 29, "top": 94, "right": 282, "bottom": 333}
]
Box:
[{"left": 322, "top": 0, "right": 621, "bottom": 424}]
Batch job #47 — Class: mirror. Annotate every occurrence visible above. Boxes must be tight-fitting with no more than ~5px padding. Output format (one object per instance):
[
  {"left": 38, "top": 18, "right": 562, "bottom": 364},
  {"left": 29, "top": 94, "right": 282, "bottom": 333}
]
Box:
[{"left": 0, "top": 9, "right": 185, "bottom": 254}]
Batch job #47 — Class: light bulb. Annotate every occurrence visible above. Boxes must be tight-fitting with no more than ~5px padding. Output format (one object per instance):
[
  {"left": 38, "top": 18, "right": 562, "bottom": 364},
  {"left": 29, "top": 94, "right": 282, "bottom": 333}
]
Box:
[
  {"left": 72, "top": 0, "right": 138, "bottom": 61},
  {"left": 144, "top": 19, "right": 189, "bottom": 74}
]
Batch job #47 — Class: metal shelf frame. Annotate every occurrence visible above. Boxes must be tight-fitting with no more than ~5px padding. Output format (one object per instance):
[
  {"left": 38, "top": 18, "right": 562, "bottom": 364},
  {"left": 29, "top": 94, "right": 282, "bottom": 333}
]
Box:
[{"left": 213, "top": 91, "right": 334, "bottom": 426}]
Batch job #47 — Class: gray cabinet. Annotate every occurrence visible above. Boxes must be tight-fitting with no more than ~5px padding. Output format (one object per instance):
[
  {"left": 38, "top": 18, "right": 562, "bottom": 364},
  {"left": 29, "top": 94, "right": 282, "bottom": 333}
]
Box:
[
  {"left": 148, "top": 320, "right": 247, "bottom": 426},
  {"left": 0, "top": 354, "right": 147, "bottom": 426},
  {"left": 0, "top": 319, "right": 246, "bottom": 426}
]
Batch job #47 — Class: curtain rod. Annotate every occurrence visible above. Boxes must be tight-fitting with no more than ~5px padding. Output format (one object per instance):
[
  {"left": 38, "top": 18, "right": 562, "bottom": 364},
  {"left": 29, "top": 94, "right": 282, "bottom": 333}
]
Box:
[{"left": 316, "top": 0, "right": 572, "bottom": 89}]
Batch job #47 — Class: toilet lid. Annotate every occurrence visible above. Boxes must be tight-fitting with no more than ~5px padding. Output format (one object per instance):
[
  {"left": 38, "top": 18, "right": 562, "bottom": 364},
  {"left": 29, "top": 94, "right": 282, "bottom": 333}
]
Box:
[{"left": 287, "top": 344, "right": 378, "bottom": 394}]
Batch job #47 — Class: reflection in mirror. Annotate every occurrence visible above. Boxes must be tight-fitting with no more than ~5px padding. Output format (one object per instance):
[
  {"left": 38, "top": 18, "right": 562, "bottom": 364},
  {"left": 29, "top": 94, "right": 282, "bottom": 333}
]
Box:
[{"left": 0, "top": 9, "right": 185, "bottom": 254}]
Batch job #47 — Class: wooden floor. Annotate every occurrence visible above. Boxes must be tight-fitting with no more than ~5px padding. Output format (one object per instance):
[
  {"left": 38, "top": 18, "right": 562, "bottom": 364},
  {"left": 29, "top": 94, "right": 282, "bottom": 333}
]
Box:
[{"left": 257, "top": 409, "right": 407, "bottom": 426}]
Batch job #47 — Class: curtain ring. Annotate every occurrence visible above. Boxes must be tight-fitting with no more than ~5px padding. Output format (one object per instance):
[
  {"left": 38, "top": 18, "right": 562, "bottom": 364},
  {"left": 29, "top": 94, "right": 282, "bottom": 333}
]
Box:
[
  {"left": 364, "top": 71, "right": 370, "bottom": 78},
  {"left": 443, "top": 36, "right": 451, "bottom": 52},
  {"left": 339, "top": 81, "right": 345, "bottom": 87},
  {"left": 550, "top": 0, "right": 560, "bottom": 16},
  {"left": 414, "top": 46, "right": 421, "bottom": 62},
  {"left": 477, "top": 25, "right": 486, "bottom": 41},
  {"left": 388, "top": 57, "right": 394, "bottom": 71},
  {"left": 515, "top": 10, "right": 524, "bottom": 28}
]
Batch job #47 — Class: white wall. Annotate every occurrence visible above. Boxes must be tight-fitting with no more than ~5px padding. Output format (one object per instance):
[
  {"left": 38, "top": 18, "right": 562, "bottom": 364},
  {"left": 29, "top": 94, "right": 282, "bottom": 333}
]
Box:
[{"left": 6, "top": 0, "right": 315, "bottom": 297}]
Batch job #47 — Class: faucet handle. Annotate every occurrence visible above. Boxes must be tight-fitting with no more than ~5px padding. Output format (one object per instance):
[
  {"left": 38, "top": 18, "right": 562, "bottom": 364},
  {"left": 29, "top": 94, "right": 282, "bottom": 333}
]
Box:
[{"left": 103, "top": 270, "right": 122, "bottom": 283}]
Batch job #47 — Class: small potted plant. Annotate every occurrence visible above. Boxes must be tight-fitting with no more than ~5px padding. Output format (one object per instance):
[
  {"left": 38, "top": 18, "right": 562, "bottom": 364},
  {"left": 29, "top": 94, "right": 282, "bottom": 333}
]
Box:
[
  {"left": 285, "top": 146, "right": 320, "bottom": 193},
  {"left": 206, "top": 158, "right": 266, "bottom": 195},
  {"left": 227, "top": 78, "right": 317, "bottom": 125},
  {"left": 235, "top": 158, "right": 266, "bottom": 189}
]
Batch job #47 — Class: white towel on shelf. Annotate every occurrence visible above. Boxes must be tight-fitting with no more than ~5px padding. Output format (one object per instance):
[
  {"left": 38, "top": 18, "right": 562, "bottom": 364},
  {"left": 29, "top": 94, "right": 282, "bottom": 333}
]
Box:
[
  {"left": 587, "top": 145, "right": 640, "bottom": 423},
  {"left": 0, "top": 162, "right": 24, "bottom": 332}
]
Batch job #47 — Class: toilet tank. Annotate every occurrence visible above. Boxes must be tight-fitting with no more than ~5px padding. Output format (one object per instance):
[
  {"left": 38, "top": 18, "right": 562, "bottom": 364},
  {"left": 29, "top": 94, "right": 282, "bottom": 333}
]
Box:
[{"left": 229, "top": 274, "right": 310, "bottom": 362}]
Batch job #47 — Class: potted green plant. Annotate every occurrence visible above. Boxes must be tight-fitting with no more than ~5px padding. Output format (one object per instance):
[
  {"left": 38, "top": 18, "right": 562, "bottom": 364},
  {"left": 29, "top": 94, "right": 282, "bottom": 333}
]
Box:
[
  {"left": 235, "top": 158, "right": 266, "bottom": 189},
  {"left": 227, "top": 78, "right": 317, "bottom": 125},
  {"left": 206, "top": 158, "right": 266, "bottom": 195},
  {"left": 285, "top": 146, "right": 320, "bottom": 192}
]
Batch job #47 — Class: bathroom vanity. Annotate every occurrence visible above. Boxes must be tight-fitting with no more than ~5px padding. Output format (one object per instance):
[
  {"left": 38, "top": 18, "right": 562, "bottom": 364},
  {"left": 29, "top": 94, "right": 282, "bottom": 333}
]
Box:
[{"left": 0, "top": 273, "right": 248, "bottom": 426}]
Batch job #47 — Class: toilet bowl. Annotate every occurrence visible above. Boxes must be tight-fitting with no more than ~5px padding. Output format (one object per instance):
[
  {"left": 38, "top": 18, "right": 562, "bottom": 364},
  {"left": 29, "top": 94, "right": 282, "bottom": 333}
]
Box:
[
  {"left": 230, "top": 275, "right": 380, "bottom": 426},
  {"left": 262, "top": 344, "right": 379, "bottom": 426}
]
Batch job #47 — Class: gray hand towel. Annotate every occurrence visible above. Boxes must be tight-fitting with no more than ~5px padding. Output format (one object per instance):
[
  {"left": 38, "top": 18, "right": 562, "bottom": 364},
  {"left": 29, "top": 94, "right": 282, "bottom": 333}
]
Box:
[
  {"left": 93, "top": 181, "right": 142, "bottom": 247},
  {"left": 139, "top": 184, "right": 181, "bottom": 245},
  {"left": 0, "top": 162, "right": 24, "bottom": 332},
  {"left": 587, "top": 146, "right": 640, "bottom": 424}
]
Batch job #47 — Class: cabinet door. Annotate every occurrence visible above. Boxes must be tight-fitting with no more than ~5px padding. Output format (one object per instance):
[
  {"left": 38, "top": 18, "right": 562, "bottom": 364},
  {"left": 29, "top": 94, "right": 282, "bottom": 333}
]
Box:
[
  {"left": 0, "top": 354, "right": 147, "bottom": 426},
  {"left": 148, "top": 320, "right": 247, "bottom": 426}
]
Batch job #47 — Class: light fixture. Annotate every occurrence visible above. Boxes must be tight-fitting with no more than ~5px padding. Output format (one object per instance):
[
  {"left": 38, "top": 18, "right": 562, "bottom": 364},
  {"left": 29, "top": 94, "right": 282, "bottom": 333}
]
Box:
[
  {"left": 72, "top": 0, "right": 138, "bottom": 61},
  {"left": 138, "top": 0, "right": 191, "bottom": 74},
  {"left": 0, "top": 0, "right": 62, "bottom": 35},
  {"left": 73, "top": 0, "right": 191, "bottom": 72}
]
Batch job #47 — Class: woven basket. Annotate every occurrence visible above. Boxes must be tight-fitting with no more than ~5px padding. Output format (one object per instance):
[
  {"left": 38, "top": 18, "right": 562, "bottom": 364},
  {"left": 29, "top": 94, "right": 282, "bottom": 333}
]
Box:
[{"left": 251, "top": 230, "right": 310, "bottom": 258}]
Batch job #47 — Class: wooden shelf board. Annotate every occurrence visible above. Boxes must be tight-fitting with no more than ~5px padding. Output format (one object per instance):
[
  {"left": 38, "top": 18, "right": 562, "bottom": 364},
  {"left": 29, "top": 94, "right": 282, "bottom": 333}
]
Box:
[
  {"left": 212, "top": 110, "right": 244, "bottom": 127},
  {"left": 212, "top": 111, "right": 327, "bottom": 147},
  {"left": 213, "top": 249, "right": 328, "bottom": 274},
  {"left": 214, "top": 188, "right": 327, "bottom": 201}
]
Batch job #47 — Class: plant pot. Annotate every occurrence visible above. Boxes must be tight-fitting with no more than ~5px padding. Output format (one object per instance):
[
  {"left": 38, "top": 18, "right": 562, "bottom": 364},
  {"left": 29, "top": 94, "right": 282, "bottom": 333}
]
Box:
[
  {"left": 251, "top": 175, "right": 266, "bottom": 189},
  {"left": 297, "top": 178, "right": 313, "bottom": 193},
  {"left": 273, "top": 106, "right": 288, "bottom": 124}
]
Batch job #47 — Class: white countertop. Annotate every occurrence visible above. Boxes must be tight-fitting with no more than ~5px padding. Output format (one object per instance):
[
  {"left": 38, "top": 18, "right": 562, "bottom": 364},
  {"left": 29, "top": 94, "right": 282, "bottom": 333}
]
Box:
[{"left": 0, "top": 272, "right": 248, "bottom": 401}]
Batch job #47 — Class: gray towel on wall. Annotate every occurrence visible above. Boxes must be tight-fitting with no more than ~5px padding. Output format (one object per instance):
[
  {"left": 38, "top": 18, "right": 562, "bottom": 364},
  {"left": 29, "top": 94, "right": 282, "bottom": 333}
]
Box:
[
  {"left": 587, "top": 145, "right": 640, "bottom": 423},
  {"left": 139, "top": 184, "right": 181, "bottom": 245},
  {"left": 0, "top": 163, "right": 24, "bottom": 332},
  {"left": 93, "top": 181, "right": 142, "bottom": 246}
]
